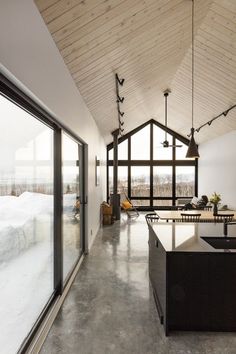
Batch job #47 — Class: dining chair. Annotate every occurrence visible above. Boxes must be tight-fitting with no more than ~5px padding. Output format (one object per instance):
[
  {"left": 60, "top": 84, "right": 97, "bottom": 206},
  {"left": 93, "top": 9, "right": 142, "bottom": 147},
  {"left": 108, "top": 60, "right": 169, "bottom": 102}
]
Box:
[
  {"left": 145, "top": 213, "right": 159, "bottom": 224},
  {"left": 214, "top": 214, "right": 234, "bottom": 223},
  {"left": 203, "top": 205, "right": 212, "bottom": 211},
  {"left": 196, "top": 205, "right": 212, "bottom": 211},
  {"left": 181, "top": 213, "right": 201, "bottom": 222}
]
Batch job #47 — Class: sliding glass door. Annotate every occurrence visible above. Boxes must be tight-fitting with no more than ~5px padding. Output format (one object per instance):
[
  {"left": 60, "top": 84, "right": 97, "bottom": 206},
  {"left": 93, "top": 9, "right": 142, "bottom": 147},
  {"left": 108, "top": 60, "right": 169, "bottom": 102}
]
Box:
[
  {"left": 62, "top": 133, "right": 83, "bottom": 281},
  {"left": 0, "top": 94, "right": 54, "bottom": 354},
  {"left": 0, "top": 73, "right": 86, "bottom": 353}
]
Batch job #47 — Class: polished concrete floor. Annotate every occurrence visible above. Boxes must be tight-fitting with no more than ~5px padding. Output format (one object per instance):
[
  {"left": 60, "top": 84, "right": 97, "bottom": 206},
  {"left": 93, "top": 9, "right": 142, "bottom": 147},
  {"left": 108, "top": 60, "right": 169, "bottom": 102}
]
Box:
[{"left": 40, "top": 214, "right": 236, "bottom": 354}]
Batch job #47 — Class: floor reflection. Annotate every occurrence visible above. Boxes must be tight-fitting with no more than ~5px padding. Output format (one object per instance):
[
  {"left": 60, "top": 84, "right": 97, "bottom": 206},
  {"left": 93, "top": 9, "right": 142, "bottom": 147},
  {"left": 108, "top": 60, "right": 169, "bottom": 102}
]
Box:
[{"left": 40, "top": 213, "right": 236, "bottom": 354}]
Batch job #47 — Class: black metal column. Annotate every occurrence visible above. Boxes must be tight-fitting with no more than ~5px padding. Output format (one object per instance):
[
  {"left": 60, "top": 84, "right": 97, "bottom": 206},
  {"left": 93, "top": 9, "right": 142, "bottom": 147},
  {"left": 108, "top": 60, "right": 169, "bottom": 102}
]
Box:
[
  {"left": 110, "top": 128, "right": 120, "bottom": 220},
  {"left": 113, "top": 129, "right": 119, "bottom": 194},
  {"left": 54, "top": 128, "right": 63, "bottom": 295}
]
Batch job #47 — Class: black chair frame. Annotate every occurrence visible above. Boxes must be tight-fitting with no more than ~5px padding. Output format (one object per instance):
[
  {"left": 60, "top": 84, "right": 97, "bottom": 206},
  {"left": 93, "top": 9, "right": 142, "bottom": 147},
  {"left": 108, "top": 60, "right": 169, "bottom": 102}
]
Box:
[
  {"left": 214, "top": 214, "right": 234, "bottom": 223},
  {"left": 145, "top": 213, "right": 159, "bottom": 224},
  {"left": 181, "top": 213, "right": 201, "bottom": 222}
]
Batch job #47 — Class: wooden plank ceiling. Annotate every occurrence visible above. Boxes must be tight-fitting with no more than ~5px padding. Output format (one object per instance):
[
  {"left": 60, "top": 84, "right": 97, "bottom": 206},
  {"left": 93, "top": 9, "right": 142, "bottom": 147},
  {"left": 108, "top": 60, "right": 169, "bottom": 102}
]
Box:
[{"left": 35, "top": 0, "right": 236, "bottom": 145}]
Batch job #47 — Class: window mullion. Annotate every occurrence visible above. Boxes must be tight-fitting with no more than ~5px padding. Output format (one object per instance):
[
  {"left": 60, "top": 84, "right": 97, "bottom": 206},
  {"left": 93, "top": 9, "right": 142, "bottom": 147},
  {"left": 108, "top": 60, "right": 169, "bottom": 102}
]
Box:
[{"left": 106, "top": 122, "right": 197, "bottom": 209}]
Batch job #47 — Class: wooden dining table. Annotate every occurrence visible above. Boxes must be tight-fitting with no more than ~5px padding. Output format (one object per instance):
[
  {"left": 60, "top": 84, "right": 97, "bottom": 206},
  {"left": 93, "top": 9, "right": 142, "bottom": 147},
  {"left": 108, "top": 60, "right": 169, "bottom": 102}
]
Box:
[{"left": 155, "top": 210, "right": 236, "bottom": 222}]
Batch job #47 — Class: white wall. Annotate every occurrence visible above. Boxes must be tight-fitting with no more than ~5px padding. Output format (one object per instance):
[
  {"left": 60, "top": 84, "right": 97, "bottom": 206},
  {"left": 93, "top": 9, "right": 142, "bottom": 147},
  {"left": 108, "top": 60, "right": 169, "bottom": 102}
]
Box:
[
  {"left": 0, "top": 0, "right": 106, "bottom": 248},
  {"left": 198, "top": 130, "right": 236, "bottom": 210}
]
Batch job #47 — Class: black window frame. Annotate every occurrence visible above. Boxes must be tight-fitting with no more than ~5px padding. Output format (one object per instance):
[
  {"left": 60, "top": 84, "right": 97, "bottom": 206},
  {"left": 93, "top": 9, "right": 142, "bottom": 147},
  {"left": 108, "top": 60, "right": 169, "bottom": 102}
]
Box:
[
  {"left": 107, "top": 119, "right": 198, "bottom": 210},
  {"left": 0, "top": 73, "right": 87, "bottom": 353}
]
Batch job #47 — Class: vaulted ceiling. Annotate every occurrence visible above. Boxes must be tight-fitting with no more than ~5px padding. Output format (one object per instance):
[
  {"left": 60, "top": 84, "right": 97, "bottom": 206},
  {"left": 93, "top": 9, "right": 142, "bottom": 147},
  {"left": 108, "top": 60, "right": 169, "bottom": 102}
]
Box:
[{"left": 35, "top": 0, "right": 236, "bottom": 145}]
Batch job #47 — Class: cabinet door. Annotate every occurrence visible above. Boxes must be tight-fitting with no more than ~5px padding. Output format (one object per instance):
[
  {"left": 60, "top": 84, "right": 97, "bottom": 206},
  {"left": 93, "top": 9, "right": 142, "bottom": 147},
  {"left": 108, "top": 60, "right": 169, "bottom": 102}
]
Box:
[
  {"left": 208, "top": 254, "right": 236, "bottom": 331},
  {"left": 149, "top": 228, "right": 166, "bottom": 326},
  {"left": 148, "top": 227, "right": 158, "bottom": 283},
  {"left": 168, "top": 253, "right": 209, "bottom": 330}
]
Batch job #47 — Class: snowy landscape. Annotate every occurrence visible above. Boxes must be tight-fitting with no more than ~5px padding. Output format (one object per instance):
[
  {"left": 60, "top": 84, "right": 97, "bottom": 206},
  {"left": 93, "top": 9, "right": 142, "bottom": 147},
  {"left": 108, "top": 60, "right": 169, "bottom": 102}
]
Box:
[{"left": 0, "top": 191, "right": 80, "bottom": 353}]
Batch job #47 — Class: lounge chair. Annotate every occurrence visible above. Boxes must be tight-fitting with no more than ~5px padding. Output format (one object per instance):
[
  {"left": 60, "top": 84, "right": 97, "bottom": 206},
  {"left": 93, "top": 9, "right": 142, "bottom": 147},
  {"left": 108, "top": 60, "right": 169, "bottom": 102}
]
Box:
[{"left": 120, "top": 193, "right": 139, "bottom": 218}]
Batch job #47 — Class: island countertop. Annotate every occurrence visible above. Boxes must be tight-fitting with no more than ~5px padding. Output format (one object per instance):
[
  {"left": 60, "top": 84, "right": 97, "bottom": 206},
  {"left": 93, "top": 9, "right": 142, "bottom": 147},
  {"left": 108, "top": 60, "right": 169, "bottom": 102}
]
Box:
[{"left": 151, "top": 222, "right": 236, "bottom": 253}]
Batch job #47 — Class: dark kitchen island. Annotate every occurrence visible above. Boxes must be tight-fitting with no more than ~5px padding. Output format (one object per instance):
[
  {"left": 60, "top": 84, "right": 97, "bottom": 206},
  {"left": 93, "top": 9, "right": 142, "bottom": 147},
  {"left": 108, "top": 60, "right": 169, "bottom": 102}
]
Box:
[{"left": 148, "top": 222, "right": 236, "bottom": 335}]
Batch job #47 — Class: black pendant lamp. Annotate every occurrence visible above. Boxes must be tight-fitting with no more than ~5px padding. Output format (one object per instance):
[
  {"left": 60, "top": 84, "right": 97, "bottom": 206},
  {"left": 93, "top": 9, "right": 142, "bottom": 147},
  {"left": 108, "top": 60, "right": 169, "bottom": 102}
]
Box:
[
  {"left": 186, "top": 128, "right": 199, "bottom": 158},
  {"left": 186, "top": 0, "right": 200, "bottom": 158}
]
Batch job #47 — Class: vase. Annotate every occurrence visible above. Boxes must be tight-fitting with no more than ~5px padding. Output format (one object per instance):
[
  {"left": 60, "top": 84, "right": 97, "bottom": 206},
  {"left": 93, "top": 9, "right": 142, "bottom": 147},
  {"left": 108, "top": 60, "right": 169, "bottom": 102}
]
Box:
[{"left": 213, "top": 203, "right": 218, "bottom": 216}]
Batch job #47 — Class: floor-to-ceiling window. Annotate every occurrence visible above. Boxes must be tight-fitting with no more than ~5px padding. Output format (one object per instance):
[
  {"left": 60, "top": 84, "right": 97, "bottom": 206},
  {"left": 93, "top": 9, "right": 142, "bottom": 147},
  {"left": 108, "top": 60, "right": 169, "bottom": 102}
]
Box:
[
  {"left": 62, "top": 133, "right": 83, "bottom": 281},
  {"left": 0, "top": 94, "right": 54, "bottom": 353},
  {"left": 107, "top": 120, "right": 197, "bottom": 208},
  {"left": 0, "top": 74, "right": 86, "bottom": 353}
]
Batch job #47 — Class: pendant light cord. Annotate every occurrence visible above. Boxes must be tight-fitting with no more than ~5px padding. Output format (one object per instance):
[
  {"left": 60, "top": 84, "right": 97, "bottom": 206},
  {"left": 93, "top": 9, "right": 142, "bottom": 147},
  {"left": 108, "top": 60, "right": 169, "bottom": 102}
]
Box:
[
  {"left": 185, "top": 0, "right": 200, "bottom": 158},
  {"left": 165, "top": 93, "right": 167, "bottom": 140},
  {"left": 191, "top": 0, "right": 194, "bottom": 131},
  {"left": 192, "top": 0, "right": 194, "bottom": 128}
]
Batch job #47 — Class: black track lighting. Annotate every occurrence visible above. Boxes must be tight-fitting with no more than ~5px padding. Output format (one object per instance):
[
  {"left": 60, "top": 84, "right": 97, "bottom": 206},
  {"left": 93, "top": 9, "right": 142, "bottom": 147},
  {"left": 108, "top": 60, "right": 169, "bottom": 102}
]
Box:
[
  {"left": 115, "top": 73, "right": 125, "bottom": 136},
  {"left": 116, "top": 73, "right": 125, "bottom": 86},
  {"left": 117, "top": 95, "right": 124, "bottom": 103},
  {"left": 118, "top": 109, "right": 124, "bottom": 117},
  {"left": 193, "top": 104, "right": 236, "bottom": 134}
]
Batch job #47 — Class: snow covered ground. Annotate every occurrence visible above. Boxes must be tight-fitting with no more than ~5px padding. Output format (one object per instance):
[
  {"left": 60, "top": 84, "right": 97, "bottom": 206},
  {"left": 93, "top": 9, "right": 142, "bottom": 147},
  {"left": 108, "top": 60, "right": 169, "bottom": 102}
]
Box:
[
  {"left": 0, "top": 191, "right": 82, "bottom": 353},
  {"left": 0, "top": 241, "right": 53, "bottom": 354}
]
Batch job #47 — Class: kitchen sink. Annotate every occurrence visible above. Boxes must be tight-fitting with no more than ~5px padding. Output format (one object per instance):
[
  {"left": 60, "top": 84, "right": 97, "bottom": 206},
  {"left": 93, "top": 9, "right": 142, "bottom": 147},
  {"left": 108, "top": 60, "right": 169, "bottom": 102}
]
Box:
[{"left": 201, "top": 237, "right": 236, "bottom": 249}]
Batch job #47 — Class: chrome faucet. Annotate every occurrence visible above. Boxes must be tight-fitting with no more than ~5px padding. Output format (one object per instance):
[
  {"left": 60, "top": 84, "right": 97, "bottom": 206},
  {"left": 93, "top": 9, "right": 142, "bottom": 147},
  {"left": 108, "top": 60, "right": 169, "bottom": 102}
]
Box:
[{"left": 223, "top": 221, "right": 236, "bottom": 237}]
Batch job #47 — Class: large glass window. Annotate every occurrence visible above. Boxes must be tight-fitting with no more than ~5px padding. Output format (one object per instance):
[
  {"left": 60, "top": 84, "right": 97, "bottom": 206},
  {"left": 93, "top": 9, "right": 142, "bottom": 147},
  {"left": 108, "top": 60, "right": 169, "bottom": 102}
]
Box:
[
  {"left": 176, "top": 166, "right": 195, "bottom": 197},
  {"left": 131, "top": 166, "right": 150, "bottom": 197},
  {"left": 153, "top": 200, "right": 172, "bottom": 207},
  {"left": 109, "top": 166, "right": 128, "bottom": 195},
  {"left": 131, "top": 125, "right": 150, "bottom": 160},
  {"left": 153, "top": 166, "right": 172, "bottom": 197},
  {"left": 108, "top": 148, "right": 113, "bottom": 160},
  {"left": 0, "top": 95, "right": 54, "bottom": 353},
  {"left": 0, "top": 72, "right": 87, "bottom": 353},
  {"left": 108, "top": 139, "right": 128, "bottom": 160},
  {"left": 131, "top": 199, "right": 150, "bottom": 207},
  {"left": 109, "top": 166, "right": 113, "bottom": 195},
  {"left": 118, "top": 140, "right": 128, "bottom": 160},
  {"left": 107, "top": 121, "right": 197, "bottom": 208},
  {"left": 62, "top": 133, "right": 82, "bottom": 281},
  {"left": 118, "top": 166, "right": 128, "bottom": 195},
  {"left": 153, "top": 125, "right": 172, "bottom": 160}
]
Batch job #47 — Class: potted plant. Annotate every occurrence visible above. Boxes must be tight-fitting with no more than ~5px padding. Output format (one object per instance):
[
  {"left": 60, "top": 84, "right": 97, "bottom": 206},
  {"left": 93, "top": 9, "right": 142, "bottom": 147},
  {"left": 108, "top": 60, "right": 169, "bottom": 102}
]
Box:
[{"left": 209, "top": 192, "right": 221, "bottom": 215}]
